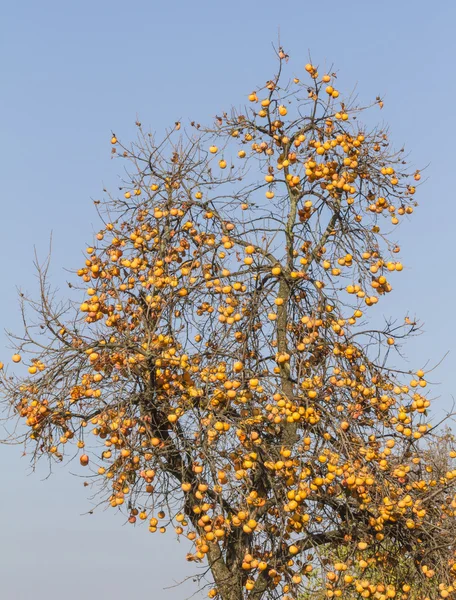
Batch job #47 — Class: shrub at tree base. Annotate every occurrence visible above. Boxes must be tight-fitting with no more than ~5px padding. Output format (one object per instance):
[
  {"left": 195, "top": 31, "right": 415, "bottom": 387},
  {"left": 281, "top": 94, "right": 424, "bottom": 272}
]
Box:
[{"left": 1, "top": 51, "right": 455, "bottom": 600}]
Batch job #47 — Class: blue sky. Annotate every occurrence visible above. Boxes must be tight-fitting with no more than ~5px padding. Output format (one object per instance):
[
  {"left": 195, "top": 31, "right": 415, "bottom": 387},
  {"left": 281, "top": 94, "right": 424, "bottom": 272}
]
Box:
[{"left": 1, "top": 1, "right": 455, "bottom": 598}]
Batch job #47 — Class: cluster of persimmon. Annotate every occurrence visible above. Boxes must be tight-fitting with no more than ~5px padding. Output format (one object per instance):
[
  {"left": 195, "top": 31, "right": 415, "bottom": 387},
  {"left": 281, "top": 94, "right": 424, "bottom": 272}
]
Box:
[{"left": 2, "top": 55, "right": 454, "bottom": 600}]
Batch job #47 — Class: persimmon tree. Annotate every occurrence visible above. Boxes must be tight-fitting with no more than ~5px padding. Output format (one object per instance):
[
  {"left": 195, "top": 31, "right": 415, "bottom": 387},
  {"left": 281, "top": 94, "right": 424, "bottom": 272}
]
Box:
[{"left": 2, "top": 51, "right": 456, "bottom": 600}]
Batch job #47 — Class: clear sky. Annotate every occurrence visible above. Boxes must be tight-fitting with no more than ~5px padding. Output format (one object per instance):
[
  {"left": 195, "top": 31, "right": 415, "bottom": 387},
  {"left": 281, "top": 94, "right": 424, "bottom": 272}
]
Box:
[{"left": 1, "top": 1, "right": 455, "bottom": 598}]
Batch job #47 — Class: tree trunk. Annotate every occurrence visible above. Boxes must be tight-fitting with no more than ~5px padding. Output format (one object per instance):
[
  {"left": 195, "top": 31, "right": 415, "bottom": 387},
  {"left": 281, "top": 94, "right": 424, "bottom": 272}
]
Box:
[{"left": 207, "top": 544, "right": 245, "bottom": 600}]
